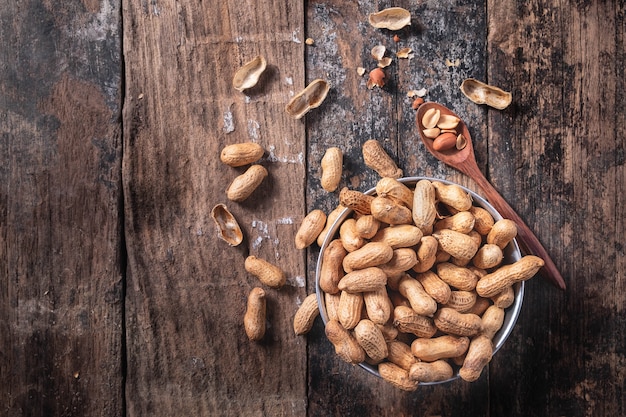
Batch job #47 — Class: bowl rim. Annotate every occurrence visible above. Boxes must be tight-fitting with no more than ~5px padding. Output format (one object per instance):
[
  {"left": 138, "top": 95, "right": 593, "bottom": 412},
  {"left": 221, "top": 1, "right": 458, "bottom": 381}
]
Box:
[{"left": 315, "top": 176, "right": 525, "bottom": 385}]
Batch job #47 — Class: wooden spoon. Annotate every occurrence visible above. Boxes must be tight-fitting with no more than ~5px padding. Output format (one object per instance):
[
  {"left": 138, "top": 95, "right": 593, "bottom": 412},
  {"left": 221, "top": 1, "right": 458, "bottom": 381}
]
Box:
[{"left": 416, "top": 102, "right": 566, "bottom": 290}]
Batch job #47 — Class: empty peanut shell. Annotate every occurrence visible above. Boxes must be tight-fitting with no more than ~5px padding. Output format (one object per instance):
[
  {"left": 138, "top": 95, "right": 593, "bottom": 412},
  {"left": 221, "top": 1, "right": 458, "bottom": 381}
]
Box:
[
  {"left": 286, "top": 79, "right": 331, "bottom": 119},
  {"left": 233, "top": 56, "right": 267, "bottom": 92},
  {"left": 211, "top": 204, "right": 244, "bottom": 246},
  {"left": 460, "top": 78, "right": 512, "bottom": 110}
]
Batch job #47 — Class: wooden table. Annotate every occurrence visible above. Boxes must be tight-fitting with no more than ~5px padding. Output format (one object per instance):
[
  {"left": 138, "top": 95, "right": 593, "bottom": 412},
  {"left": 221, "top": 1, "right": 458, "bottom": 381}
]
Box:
[{"left": 2, "top": 1, "right": 624, "bottom": 415}]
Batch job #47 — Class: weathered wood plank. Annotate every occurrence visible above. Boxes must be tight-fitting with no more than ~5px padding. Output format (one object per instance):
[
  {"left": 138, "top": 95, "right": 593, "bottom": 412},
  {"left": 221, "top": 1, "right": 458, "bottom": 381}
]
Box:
[
  {"left": 305, "top": 0, "right": 492, "bottom": 414},
  {"left": 488, "top": 1, "right": 626, "bottom": 416},
  {"left": 122, "top": 1, "right": 308, "bottom": 415},
  {"left": 0, "top": 0, "right": 124, "bottom": 415}
]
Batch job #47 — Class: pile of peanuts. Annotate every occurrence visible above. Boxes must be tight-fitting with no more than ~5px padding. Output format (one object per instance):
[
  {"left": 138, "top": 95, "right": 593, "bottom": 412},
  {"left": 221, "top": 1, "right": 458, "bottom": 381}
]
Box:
[
  {"left": 218, "top": 138, "right": 543, "bottom": 391},
  {"left": 292, "top": 140, "right": 544, "bottom": 391}
]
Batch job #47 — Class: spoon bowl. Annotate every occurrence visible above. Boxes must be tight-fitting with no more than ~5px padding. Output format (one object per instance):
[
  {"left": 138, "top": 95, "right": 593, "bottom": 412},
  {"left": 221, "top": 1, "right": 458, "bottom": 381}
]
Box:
[{"left": 416, "top": 102, "right": 566, "bottom": 290}]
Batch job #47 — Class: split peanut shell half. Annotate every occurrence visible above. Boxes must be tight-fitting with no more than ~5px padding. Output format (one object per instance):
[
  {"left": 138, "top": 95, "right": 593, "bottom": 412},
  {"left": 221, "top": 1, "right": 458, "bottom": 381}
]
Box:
[
  {"left": 460, "top": 78, "right": 512, "bottom": 110},
  {"left": 368, "top": 7, "right": 411, "bottom": 30},
  {"left": 233, "top": 56, "right": 267, "bottom": 92},
  {"left": 211, "top": 204, "right": 244, "bottom": 246},
  {"left": 285, "top": 79, "right": 331, "bottom": 119}
]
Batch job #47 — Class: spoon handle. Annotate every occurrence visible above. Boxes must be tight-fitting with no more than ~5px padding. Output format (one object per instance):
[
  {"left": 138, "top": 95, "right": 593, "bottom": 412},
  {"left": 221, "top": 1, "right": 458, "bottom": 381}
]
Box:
[{"left": 467, "top": 167, "right": 566, "bottom": 290}]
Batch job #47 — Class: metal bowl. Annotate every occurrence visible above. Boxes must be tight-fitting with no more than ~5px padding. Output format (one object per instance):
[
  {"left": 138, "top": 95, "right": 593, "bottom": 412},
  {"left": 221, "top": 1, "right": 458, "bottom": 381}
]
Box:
[{"left": 315, "top": 176, "right": 524, "bottom": 385}]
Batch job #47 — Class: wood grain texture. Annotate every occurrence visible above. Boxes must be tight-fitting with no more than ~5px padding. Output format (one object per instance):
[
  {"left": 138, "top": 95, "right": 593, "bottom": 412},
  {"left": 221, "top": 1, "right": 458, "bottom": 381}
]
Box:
[
  {"left": 2, "top": 0, "right": 625, "bottom": 415},
  {"left": 122, "top": 1, "right": 308, "bottom": 415},
  {"left": 0, "top": 0, "right": 123, "bottom": 416},
  {"left": 488, "top": 1, "right": 626, "bottom": 416}
]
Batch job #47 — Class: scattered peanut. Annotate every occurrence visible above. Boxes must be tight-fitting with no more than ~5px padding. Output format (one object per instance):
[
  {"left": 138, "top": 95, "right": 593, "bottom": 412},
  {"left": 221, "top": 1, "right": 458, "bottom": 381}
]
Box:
[
  {"left": 295, "top": 209, "right": 327, "bottom": 249},
  {"left": 226, "top": 165, "right": 268, "bottom": 202},
  {"left": 362, "top": 139, "right": 403, "bottom": 178},
  {"left": 220, "top": 142, "right": 265, "bottom": 167},
  {"left": 244, "top": 255, "right": 286, "bottom": 289},
  {"left": 321, "top": 147, "right": 343, "bottom": 192},
  {"left": 293, "top": 293, "right": 320, "bottom": 335},
  {"left": 244, "top": 287, "right": 266, "bottom": 341}
]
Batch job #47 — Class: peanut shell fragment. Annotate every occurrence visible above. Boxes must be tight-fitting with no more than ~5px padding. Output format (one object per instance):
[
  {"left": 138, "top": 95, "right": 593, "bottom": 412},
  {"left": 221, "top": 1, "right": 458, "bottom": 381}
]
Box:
[
  {"left": 211, "top": 203, "right": 244, "bottom": 246},
  {"left": 233, "top": 55, "right": 267, "bottom": 92},
  {"left": 286, "top": 79, "right": 330, "bottom": 119},
  {"left": 368, "top": 7, "right": 411, "bottom": 31},
  {"left": 460, "top": 78, "right": 512, "bottom": 110}
]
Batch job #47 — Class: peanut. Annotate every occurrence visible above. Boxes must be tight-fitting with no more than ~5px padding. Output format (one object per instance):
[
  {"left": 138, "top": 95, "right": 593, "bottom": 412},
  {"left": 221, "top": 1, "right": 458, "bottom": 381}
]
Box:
[
  {"left": 355, "top": 215, "right": 381, "bottom": 239},
  {"left": 432, "top": 181, "right": 472, "bottom": 211},
  {"left": 324, "top": 292, "right": 341, "bottom": 322},
  {"left": 325, "top": 319, "right": 365, "bottom": 364},
  {"left": 459, "top": 335, "right": 493, "bottom": 382},
  {"left": 412, "top": 179, "right": 436, "bottom": 235},
  {"left": 465, "top": 296, "right": 492, "bottom": 316},
  {"left": 475, "top": 255, "right": 544, "bottom": 298},
  {"left": 387, "top": 340, "right": 417, "bottom": 370},
  {"left": 317, "top": 205, "right": 346, "bottom": 246},
  {"left": 337, "top": 291, "right": 364, "bottom": 329},
  {"left": 363, "top": 287, "right": 392, "bottom": 325},
  {"left": 436, "top": 114, "right": 460, "bottom": 130},
  {"left": 421, "top": 107, "right": 441, "bottom": 129},
  {"left": 339, "top": 218, "right": 365, "bottom": 252},
  {"left": 372, "top": 224, "right": 423, "bottom": 249},
  {"left": 362, "top": 139, "right": 403, "bottom": 178},
  {"left": 378, "top": 248, "right": 418, "bottom": 277},
  {"left": 411, "top": 335, "right": 470, "bottom": 362},
  {"left": 487, "top": 218, "right": 518, "bottom": 249},
  {"left": 320, "top": 147, "right": 343, "bottom": 192},
  {"left": 354, "top": 319, "right": 389, "bottom": 363},
  {"left": 293, "top": 293, "right": 320, "bottom": 335},
  {"left": 444, "top": 290, "right": 477, "bottom": 313},
  {"left": 398, "top": 275, "right": 437, "bottom": 317},
  {"left": 378, "top": 362, "right": 418, "bottom": 391},
  {"left": 244, "top": 255, "right": 286, "bottom": 289},
  {"left": 244, "top": 287, "right": 266, "bottom": 341},
  {"left": 472, "top": 243, "right": 503, "bottom": 269},
  {"left": 433, "top": 229, "right": 480, "bottom": 264},
  {"left": 491, "top": 285, "right": 515, "bottom": 308},
  {"left": 342, "top": 242, "right": 394, "bottom": 272},
  {"left": 295, "top": 209, "right": 326, "bottom": 249},
  {"left": 434, "top": 211, "right": 475, "bottom": 234},
  {"left": 412, "top": 236, "right": 439, "bottom": 273},
  {"left": 469, "top": 206, "right": 495, "bottom": 235},
  {"left": 409, "top": 360, "right": 454, "bottom": 383},
  {"left": 319, "top": 239, "right": 347, "bottom": 294},
  {"left": 338, "top": 267, "right": 388, "bottom": 293},
  {"left": 393, "top": 305, "right": 437, "bottom": 338},
  {"left": 416, "top": 271, "right": 451, "bottom": 304},
  {"left": 226, "top": 164, "right": 268, "bottom": 202},
  {"left": 432, "top": 132, "right": 458, "bottom": 151},
  {"left": 375, "top": 177, "right": 413, "bottom": 209},
  {"left": 434, "top": 307, "right": 482, "bottom": 337},
  {"left": 480, "top": 305, "right": 505, "bottom": 339},
  {"left": 371, "top": 196, "right": 413, "bottom": 225},
  {"left": 436, "top": 262, "right": 479, "bottom": 291},
  {"left": 339, "top": 187, "right": 374, "bottom": 215},
  {"left": 220, "top": 142, "right": 265, "bottom": 167}
]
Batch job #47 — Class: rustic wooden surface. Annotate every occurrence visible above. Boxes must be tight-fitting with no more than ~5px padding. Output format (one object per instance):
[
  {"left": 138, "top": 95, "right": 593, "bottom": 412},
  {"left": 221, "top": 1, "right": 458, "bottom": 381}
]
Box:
[{"left": 1, "top": 1, "right": 624, "bottom": 416}]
